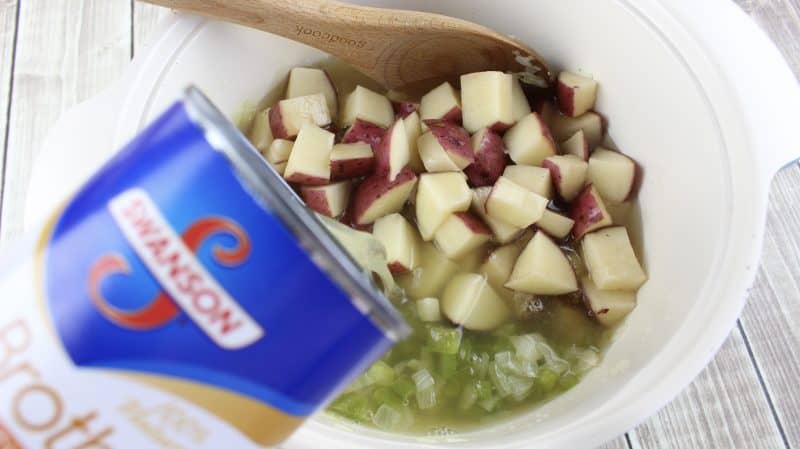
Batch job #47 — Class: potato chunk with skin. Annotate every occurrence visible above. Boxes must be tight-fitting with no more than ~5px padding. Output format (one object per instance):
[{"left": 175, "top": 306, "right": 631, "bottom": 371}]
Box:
[
  {"left": 330, "top": 142, "right": 373, "bottom": 180},
  {"left": 485, "top": 177, "right": 548, "bottom": 228},
  {"left": 582, "top": 275, "right": 636, "bottom": 327},
  {"left": 341, "top": 85, "right": 394, "bottom": 128},
  {"left": 542, "top": 154, "right": 589, "bottom": 202},
  {"left": 503, "top": 113, "right": 557, "bottom": 166},
  {"left": 510, "top": 76, "right": 532, "bottom": 122},
  {"left": 535, "top": 209, "right": 575, "bottom": 239},
  {"left": 442, "top": 273, "right": 510, "bottom": 331},
  {"left": 588, "top": 148, "right": 637, "bottom": 203},
  {"left": 283, "top": 124, "right": 334, "bottom": 185},
  {"left": 249, "top": 108, "right": 274, "bottom": 152},
  {"left": 502, "top": 165, "right": 552, "bottom": 198},
  {"left": 404, "top": 112, "right": 425, "bottom": 172},
  {"left": 286, "top": 67, "right": 338, "bottom": 119},
  {"left": 373, "top": 213, "right": 420, "bottom": 274},
  {"left": 550, "top": 111, "right": 605, "bottom": 146},
  {"left": 464, "top": 128, "right": 507, "bottom": 187},
  {"left": 350, "top": 168, "right": 418, "bottom": 225},
  {"left": 506, "top": 231, "right": 578, "bottom": 295},
  {"left": 374, "top": 119, "right": 410, "bottom": 181},
  {"left": 397, "top": 242, "right": 459, "bottom": 298},
  {"left": 419, "top": 120, "right": 474, "bottom": 170},
  {"left": 433, "top": 212, "right": 492, "bottom": 260},
  {"left": 460, "top": 71, "right": 513, "bottom": 133},
  {"left": 420, "top": 81, "right": 462, "bottom": 124},
  {"left": 264, "top": 139, "right": 293, "bottom": 175},
  {"left": 471, "top": 187, "right": 524, "bottom": 244},
  {"left": 300, "top": 181, "right": 351, "bottom": 218},
  {"left": 582, "top": 226, "right": 646, "bottom": 291},
  {"left": 415, "top": 172, "right": 472, "bottom": 241},
  {"left": 270, "top": 93, "right": 332, "bottom": 139},
  {"left": 557, "top": 71, "right": 598, "bottom": 117}
]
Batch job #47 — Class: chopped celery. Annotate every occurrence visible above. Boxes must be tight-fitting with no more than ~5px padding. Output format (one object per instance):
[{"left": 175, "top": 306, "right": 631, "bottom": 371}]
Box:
[
  {"left": 493, "top": 322, "right": 521, "bottom": 337},
  {"left": 392, "top": 375, "right": 416, "bottom": 400},
  {"left": 428, "top": 326, "right": 462, "bottom": 354},
  {"left": 535, "top": 367, "right": 559, "bottom": 391},
  {"left": 474, "top": 379, "right": 493, "bottom": 400},
  {"left": 330, "top": 393, "right": 372, "bottom": 423},
  {"left": 458, "top": 337, "right": 473, "bottom": 361},
  {"left": 558, "top": 372, "right": 580, "bottom": 391},
  {"left": 438, "top": 353, "right": 459, "bottom": 380},
  {"left": 367, "top": 361, "right": 396, "bottom": 386},
  {"left": 373, "top": 386, "right": 403, "bottom": 408}
]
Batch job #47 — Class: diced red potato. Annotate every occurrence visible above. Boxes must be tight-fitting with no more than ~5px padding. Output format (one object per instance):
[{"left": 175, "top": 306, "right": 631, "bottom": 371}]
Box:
[
  {"left": 330, "top": 142, "right": 374, "bottom": 180},
  {"left": 372, "top": 213, "right": 421, "bottom": 274},
  {"left": 249, "top": 108, "right": 274, "bottom": 152},
  {"left": 557, "top": 71, "right": 598, "bottom": 117},
  {"left": 341, "top": 85, "right": 395, "bottom": 129},
  {"left": 502, "top": 165, "right": 553, "bottom": 198},
  {"left": 419, "top": 82, "right": 462, "bottom": 125},
  {"left": 485, "top": 177, "right": 548, "bottom": 228},
  {"left": 264, "top": 139, "right": 294, "bottom": 175},
  {"left": 396, "top": 241, "right": 459, "bottom": 298},
  {"left": 588, "top": 148, "right": 637, "bottom": 203},
  {"left": 542, "top": 155, "right": 589, "bottom": 202},
  {"left": 535, "top": 209, "right": 575, "bottom": 239},
  {"left": 560, "top": 130, "right": 590, "bottom": 161},
  {"left": 606, "top": 201, "right": 633, "bottom": 225},
  {"left": 341, "top": 118, "right": 386, "bottom": 152},
  {"left": 283, "top": 124, "right": 335, "bottom": 185},
  {"left": 503, "top": 113, "right": 557, "bottom": 166},
  {"left": 464, "top": 128, "right": 507, "bottom": 187},
  {"left": 269, "top": 93, "right": 332, "bottom": 139},
  {"left": 374, "top": 119, "right": 410, "bottom": 181},
  {"left": 350, "top": 167, "right": 418, "bottom": 225},
  {"left": 582, "top": 226, "right": 647, "bottom": 291},
  {"left": 510, "top": 77, "right": 532, "bottom": 123},
  {"left": 534, "top": 100, "right": 559, "bottom": 128},
  {"left": 550, "top": 111, "right": 605, "bottom": 146},
  {"left": 506, "top": 231, "right": 578, "bottom": 295},
  {"left": 479, "top": 242, "right": 525, "bottom": 298},
  {"left": 441, "top": 273, "right": 510, "bottom": 331},
  {"left": 417, "top": 132, "right": 461, "bottom": 172},
  {"left": 393, "top": 101, "right": 419, "bottom": 119},
  {"left": 286, "top": 67, "right": 339, "bottom": 119},
  {"left": 470, "top": 187, "right": 524, "bottom": 244},
  {"left": 581, "top": 275, "right": 636, "bottom": 327},
  {"left": 403, "top": 112, "right": 425, "bottom": 173},
  {"left": 570, "top": 185, "right": 613, "bottom": 239},
  {"left": 422, "top": 120, "right": 474, "bottom": 168},
  {"left": 415, "top": 172, "right": 472, "bottom": 240},
  {"left": 460, "top": 71, "right": 513, "bottom": 133},
  {"left": 339, "top": 195, "right": 374, "bottom": 232},
  {"left": 300, "top": 181, "right": 352, "bottom": 218},
  {"left": 433, "top": 212, "right": 492, "bottom": 259}
]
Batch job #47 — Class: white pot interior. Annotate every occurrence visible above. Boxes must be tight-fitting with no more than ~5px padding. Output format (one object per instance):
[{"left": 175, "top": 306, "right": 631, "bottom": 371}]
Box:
[{"left": 111, "top": 1, "right": 740, "bottom": 447}]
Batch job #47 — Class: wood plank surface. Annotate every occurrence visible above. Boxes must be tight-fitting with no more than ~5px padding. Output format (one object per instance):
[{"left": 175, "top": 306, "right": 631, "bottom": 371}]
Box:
[
  {"left": 0, "top": 0, "right": 132, "bottom": 243},
  {"left": 0, "top": 0, "right": 18, "bottom": 210}
]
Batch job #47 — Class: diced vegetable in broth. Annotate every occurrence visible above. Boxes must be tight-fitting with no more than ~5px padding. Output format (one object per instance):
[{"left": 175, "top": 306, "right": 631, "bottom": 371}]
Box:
[{"left": 248, "top": 63, "right": 646, "bottom": 434}]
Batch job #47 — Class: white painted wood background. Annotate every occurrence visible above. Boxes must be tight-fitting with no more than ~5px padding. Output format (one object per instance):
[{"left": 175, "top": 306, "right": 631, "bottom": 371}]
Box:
[{"left": 0, "top": 1, "right": 797, "bottom": 448}]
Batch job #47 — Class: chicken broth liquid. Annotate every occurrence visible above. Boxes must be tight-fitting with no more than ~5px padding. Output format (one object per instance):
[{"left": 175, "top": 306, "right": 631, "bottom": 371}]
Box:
[{"left": 245, "top": 58, "right": 646, "bottom": 435}]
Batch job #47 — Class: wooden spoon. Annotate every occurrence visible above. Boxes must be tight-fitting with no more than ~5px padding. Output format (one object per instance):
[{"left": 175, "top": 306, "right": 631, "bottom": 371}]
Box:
[{"left": 139, "top": 0, "right": 553, "bottom": 92}]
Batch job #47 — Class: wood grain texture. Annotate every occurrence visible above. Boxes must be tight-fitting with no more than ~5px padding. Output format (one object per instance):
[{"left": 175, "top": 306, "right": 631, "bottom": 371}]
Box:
[
  {"left": 0, "top": 0, "right": 132, "bottom": 243},
  {"left": 629, "top": 330, "right": 786, "bottom": 449},
  {"left": 138, "top": 0, "right": 552, "bottom": 91},
  {"left": 133, "top": 2, "right": 171, "bottom": 55},
  {"left": 0, "top": 0, "right": 18, "bottom": 202}
]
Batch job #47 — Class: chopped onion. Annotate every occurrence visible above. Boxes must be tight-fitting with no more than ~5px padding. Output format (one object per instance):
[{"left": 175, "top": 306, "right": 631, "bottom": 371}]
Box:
[
  {"left": 478, "top": 396, "right": 501, "bottom": 412},
  {"left": 495, "top": 351, "right": 537, "bottom": 378},
  {"left": 417, "top": 297, "right": 442, "bottom": 322},
  {"left": 572, "top": 347, "right": 601, "bottom": 373},
  {"left": 510, "top": 334, "right": 542, "bottom": 361},
  {"left": 373, "top": 404, "right": 407, "bottom": 431},
  {"left": 413, "top": 369, "right": 437, "bottom": 409},
  {"left": 490, "top": 362, "right": 533, "bottom": 399}
]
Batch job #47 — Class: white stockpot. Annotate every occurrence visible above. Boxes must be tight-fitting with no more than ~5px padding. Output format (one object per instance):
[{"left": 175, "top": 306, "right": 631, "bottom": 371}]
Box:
[{"left": 25, "top": 1, "right": 800, "bottom": 448}]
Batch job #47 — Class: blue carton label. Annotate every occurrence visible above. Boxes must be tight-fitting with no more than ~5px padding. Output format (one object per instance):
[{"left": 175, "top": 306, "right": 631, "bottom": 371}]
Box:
[{"left": 42, "top": 102, "right": 392, "bottom": 417}]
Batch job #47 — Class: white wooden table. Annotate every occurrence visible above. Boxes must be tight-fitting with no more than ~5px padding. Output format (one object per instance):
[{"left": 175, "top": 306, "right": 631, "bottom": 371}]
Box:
[{"left": 0, "top": 2, "right": 797, "bottom": 448}]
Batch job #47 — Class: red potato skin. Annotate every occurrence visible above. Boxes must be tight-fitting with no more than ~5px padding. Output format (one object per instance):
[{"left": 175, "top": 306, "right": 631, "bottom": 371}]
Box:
[
  {"left": 556, "top": 80, "right": 576, "bottom": 117},
  {"left": 393, "top": 101, "right": 419, "bottom": 119},
  {"left": 300, "top": 187, "right": 334, "bottom": 217},
  {"left": 453, "top": 211, "right": 492, "bottom": 235},
  {"left": 340, "top": 187, "right": 374, "bottom": 232},
  {"left": 342, "top": 119, "right": 386, "bottom": 152},
  {"left": 464, "top": 129, "right": 507, "bottom": 187},
  {"left": 541, "top": 159, "right": 563, "bottom": 197},
  {"left": 388, "top": 261, "right": 410, "bottom": 275},
  {"left": 423, "top": 119, "right": 475, "bottom": 166},
  {"left": 330, "top": 155, "right": 374, "bottom": 181},
  {"left": 269, "top": 105, "right": 290, "bottom": 139},
  {"left": 350, "top": 167, "right": 418, "bottom": 226},
  {"left": 440, "top": 107, "right": 463, "bottom": 124},
  {"left": 489, "top": 121, "right": 512, "bottom": 134},
  {"left": 570, "top": 185, "right": 611, "bottom": 239},
  {"left": 284, "top": 171, "right": 329, "bottom": 186}
]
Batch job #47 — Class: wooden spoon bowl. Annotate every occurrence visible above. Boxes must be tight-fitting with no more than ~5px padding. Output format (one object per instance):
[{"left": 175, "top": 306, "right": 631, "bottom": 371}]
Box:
[{"left": 140, "top": 0, "right": 553, "bottom": 92}]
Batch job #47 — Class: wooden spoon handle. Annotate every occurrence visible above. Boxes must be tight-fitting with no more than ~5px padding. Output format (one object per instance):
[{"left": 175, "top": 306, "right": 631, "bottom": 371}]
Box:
[{"left": 140, "top": 0, "right": 389, "bottom": 69}]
